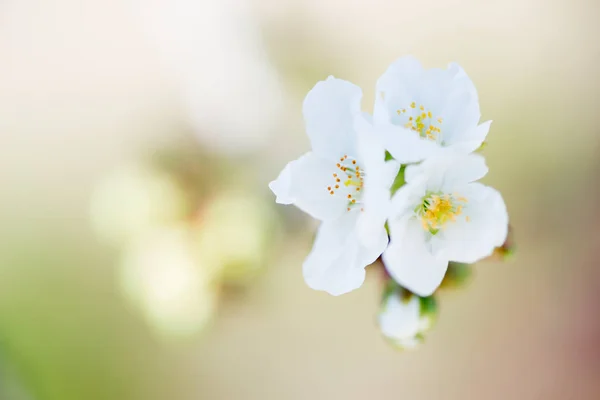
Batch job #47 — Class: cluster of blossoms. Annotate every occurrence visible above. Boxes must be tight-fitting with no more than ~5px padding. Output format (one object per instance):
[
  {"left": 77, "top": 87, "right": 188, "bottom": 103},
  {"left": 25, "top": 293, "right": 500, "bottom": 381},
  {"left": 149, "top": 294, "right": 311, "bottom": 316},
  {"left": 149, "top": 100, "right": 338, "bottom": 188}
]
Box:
[{"left": 270, "top": 56, "right": 511, "bottom": 349}]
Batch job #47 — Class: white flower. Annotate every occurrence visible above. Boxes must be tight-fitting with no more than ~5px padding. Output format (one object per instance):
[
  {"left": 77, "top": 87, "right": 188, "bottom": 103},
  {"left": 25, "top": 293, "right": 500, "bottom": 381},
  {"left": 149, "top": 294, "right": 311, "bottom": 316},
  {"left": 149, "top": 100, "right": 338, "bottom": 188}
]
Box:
[
  {"left": 378, "top": 287, "right": 436, "bottom": 350},
  {"left": 383, "top": 152, "right": 508, "bottom": 296},
  {"left": 90, "top": 164, "right": 190, "bottom": 246},
  {"left": 372, "top": 56, "right": 491, "bottom": 163},
  {"left": 269, "top": 77, "right": 399, "bottom": 296},
  {"left": 120, "top": 226, "right": 218, "bottom": 338}
]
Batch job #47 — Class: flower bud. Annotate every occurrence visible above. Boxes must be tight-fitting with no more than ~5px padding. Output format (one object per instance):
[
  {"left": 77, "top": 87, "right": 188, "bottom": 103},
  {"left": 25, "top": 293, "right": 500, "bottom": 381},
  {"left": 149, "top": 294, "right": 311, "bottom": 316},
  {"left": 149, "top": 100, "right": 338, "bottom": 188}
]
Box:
[{"left": 378, "top": 282, "right": 437, "bottom": 350}]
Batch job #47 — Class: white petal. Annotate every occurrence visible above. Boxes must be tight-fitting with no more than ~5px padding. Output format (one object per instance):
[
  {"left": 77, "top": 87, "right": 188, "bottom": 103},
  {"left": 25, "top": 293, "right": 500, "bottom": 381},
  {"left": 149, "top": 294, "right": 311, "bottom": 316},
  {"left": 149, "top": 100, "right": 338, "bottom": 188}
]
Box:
[
  {"left": 446, "top": 120, "right": 492, "bottom": 153},
  {"left": 436, "top": 63, "right": 481, "bottom": 146},
  {"left": 268, "top": 162, "right": 294, "bottom": 204},
  {"left": 303, "top": 212, "right": 387, "bottom": 296},
  {"left": 389, "top": 178, "right": 427, "bottom": 220},
  {"left": 374, "top": 56, "right": 424, "bottom": 124},
  {"left": 439, "top": 152, "right": 489, "bottom": 191},
  {"left": 430, "top": 183, "right": 509, "bottom": 263},
  {"left": 355, "top": 210, "right": 389, "bottom": 251},
  {"left": 269, "top": 152, "right": 346, "bottom": 221},
  {"left": 416, "top": 66, "right": 457, "bottom": 115},
  {"left": 383, "top": 217, "right": 448, "bottom": 297},
  {"left": 303, "top": 76, "right": 362, "bottom": 160},
  {"left": 376, "top": 123, "right": 441, "bottom": 164},
  {"left": 404, "top": 152, "right": 488, "bottom": 192},
  {"left": 354, "top": 115, "right": 399, "bottom": 248}
]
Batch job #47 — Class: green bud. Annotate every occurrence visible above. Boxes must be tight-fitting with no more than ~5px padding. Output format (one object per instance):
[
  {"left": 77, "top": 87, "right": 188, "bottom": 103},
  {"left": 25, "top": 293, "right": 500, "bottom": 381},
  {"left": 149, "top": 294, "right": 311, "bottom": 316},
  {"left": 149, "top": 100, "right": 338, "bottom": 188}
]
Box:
[{"left": 439, "top": 262, "right": 473, "bottom": 290}]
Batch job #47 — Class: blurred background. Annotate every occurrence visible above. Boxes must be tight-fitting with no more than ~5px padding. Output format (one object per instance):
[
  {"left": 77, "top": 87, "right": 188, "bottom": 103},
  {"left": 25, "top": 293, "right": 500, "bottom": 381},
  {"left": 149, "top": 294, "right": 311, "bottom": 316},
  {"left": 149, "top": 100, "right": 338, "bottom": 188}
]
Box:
[{"left": 1, "top": 0, "right": 599, "bottom": 399}]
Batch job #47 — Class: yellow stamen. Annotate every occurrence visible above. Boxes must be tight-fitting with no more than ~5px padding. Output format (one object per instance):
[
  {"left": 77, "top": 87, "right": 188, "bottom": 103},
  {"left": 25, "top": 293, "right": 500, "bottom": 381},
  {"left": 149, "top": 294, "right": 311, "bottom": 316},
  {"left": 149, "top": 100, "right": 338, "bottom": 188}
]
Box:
[
  {"left": 417, "top": 192, "right": 469, "bottom": 233},
  {"left": 400, "top": 101, "right": 442, "bottom": 141}
]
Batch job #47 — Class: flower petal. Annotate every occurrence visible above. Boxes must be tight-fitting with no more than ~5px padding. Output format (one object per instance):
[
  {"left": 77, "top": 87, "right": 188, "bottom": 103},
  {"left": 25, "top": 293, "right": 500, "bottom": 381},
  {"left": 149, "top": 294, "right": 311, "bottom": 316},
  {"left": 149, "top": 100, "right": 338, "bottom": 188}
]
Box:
[
  {"left": 376, "top": 123, "right": 441, "bottom": 164},
  {"left": 269, "top": 152, "right": 347, "bottom": 221},
  {"left": 268, "top": 162, "right": 294, "bottom": 204},
  {"left": 383, "top": 217, "right": 448, "bottom": 296},
  {"left": 446, "top": 120, "right": 492, "bottom": 154},
  {"left": 430, "top": 183, "right": 509, "bottom": 263},
  {"left": 403, "top": 152, "right": 488, "bottom": 192},
  {"left": 440, "top": 152, "right": 489, "bottom": 190},
  {"left": 303, "top": 212, "right": 387, "bottom": 296},
  {"left": 303, "top": 76, "right": 362, "bottom": 160},
  {"left": 354, "top": 115, "right": 400, "bottom": 248},
  {"left": 374, "top": 56, "right": 424, "bottom": 124},
  {"left": 389, "top": 178, "right": 427, "bottom": 219},
  {"left": 436, "top": 63, "right": 481, "bottom": 146}
]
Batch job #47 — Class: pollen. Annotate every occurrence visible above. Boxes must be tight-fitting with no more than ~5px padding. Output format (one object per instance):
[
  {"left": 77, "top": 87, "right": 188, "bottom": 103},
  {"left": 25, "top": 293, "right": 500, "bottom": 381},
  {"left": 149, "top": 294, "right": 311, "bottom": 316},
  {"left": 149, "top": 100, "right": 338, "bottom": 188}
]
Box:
[
  {"left": 416, "top": 192, "right": 469, "bottom": 234},
  {"left": 398, "top": 101, "right": 443, "bottom": 141},
  {"left": 326, "top": 155, "right": 365, "bottom": 212}
]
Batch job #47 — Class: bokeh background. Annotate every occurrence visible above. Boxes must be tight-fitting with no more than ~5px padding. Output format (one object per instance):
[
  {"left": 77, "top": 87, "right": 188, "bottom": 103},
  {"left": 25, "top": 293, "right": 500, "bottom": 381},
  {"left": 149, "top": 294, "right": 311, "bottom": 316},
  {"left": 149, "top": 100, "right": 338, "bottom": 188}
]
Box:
[{"left": 1, "top": 0, "right": 599, "bottom": 399}]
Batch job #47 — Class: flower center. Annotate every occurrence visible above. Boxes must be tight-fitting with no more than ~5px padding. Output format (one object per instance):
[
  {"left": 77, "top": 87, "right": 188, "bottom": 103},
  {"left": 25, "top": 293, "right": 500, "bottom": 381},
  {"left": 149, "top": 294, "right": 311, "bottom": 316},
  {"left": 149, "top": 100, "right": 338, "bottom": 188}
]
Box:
[
  {"left": 415, "top": 192, "right": 468, "bottom": 234},
  {"left": 396, "top": 102, "right": 443, "bottom": 141},
  {"left": 326, "top": 154, "right": 365, "bottom": 212}
]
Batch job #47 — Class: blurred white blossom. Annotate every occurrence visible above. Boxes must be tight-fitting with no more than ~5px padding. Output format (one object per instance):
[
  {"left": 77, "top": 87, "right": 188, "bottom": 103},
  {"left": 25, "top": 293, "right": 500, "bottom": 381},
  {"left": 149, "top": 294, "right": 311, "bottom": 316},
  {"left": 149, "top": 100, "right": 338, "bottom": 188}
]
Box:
[
  {"left": 132, "top": 0, "right": 284, "bottom": 153},
  {"left": 120, "top": 226, "right": 217, "bottom": 338},
  {"left": 90, "top": 164, "right": 189, "bottom": 246},
  {"left": 194, "top": 191, "right": 277, "bottom": 284}
]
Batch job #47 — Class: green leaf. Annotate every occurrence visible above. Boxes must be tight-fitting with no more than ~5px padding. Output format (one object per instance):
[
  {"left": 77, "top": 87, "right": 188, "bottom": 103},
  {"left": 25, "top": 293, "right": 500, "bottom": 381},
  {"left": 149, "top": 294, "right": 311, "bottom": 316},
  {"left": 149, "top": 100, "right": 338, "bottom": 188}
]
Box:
[{"left": 390, "top": 165, "right": 406, "bottom": 195}]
